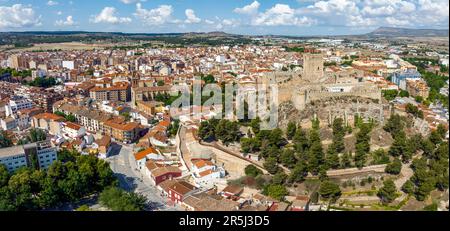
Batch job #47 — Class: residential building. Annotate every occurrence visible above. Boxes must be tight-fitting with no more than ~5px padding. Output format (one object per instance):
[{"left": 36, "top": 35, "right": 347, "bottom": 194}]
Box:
[
  {"left": 133, "top": 147, "right": 162, "bottom": 170},
  {"left": 103, "top": 118, "right": 140, "bottom": 143},
  {"left": 94, "top": 135, "right": 112, "bottom": 159},
  {"left": 144, "top": 160, "right": 182, "bottom": 185},
  {"left": 167, "top": 180, "right": 197, "bottom": 205},
  {"left": 0, "top": 141, "right": 57, "bottom": 172},
  {"left": 89, "top": 83, "right": 130, "bottom": 102},
  {"left": 182, "top": 192, "right": 240, "bottom": 211},
  {"left": 62, "top": 121, "right": 86, "bottom": 139},
  {"left": 0, "top": 117, "right": 16, "bottom": 130},
  {"left": 5, "top": 96, "right": 33, "bottom": 117},
  {"left": 31, "top": 113, "right": 66, "bottom": 135}
]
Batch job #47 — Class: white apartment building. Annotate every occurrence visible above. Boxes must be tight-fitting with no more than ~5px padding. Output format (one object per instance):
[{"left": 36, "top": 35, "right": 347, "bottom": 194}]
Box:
[
  {"left": 62, "top": 60, "right": 75, "bottom": 70},
  {"left": 0, "top": 141, "right": 58, "bottom": 172},
  {"left": 4, "top": 96, "right": 33, "bottom": 117}
]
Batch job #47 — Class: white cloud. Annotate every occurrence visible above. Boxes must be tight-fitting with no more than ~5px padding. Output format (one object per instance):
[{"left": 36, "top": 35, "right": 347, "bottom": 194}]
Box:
[
  {"left": 0, "top": 4, "right": 42, "bottom": 29},
  {"left": 56, "top": 11, "right": 63, "bottom": 15},
  {"left": 234, "top": 1, "right": 260, "bottom": 15},
  {"left": 385, "top": 16, "right": 411, "bottom": 26},
  {"left": 134, "top": 3, "right": 174, "bottom": 25},
  {"left": 47, "top": 1, "right": 59, "bottom": 6},
  {"left": 204, "top": 19, "right": 215, "bottom": 25},
  {"left": 91, "top": 7, "right": 132, "bottom": 24},
  {"left": 55, "top": 15, "right": 77, "bottom": 26},
  {"left": 361, "top": 0, "right": 415, "bottom": 16},
  {"left": 253, "top": 4, "right": 316, "bottom": 26},
  {"left": 120, "top": 0, "right": 146, "bottom": 4},
  {"left": 185, "top": 9, "right": 201, "bottom": 24}
]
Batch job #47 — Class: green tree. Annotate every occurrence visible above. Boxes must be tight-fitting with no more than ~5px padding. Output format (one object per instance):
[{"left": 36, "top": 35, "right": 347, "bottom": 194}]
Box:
[
  {"left": 385, "top": 158, "right": 402, "bottom": 175},
  {"left": 371, "top": 149, "right": 390, "bottom": 165},
  {"left": 429, "top": 130, "right": 443, "bottom": 145},
  {"left": 0, "top": 131, "right": 13, "bottom": 148},
  {"left": 319, "top": 180, "right": 341, "bottom": 202},
  {"left": 272, "top": 171, "right": 287, "bottom": 185},
  {"left": 280, "top": 149, "right": 297, "bottom": 168},
  {"left": 308, "top": 126, "right": 324, "bottom": 175},
  {"left": 354, "top": 123, "right": 372, "bottom": 168},
  {"left": 377, "top": 179, "right": 398, "bottom": 204},
  {"left": 263, "top": 157, "right": 279, "bottom": 174},
  {"left": 293, "top": 127, "right": 309, "bottom": 154},
  {"left": 331, "top": 118, "right": 346, "bottom": 153},
  {"left": 99, "top": 187, "right": 147, "bottom": 211},
  {"left": 250, "top": 117, "right": 261, "bottom": 134},
  {"left": 340, "top": 152, "right": 352, "bottom": 168},
  {"left": 382, "top": 89, "right": 398, "bottom": 101},
  {"left": 260, "top": 145, "right": 281, "bottom": 159},
  {"left": 198, "top": 120, "right": 217, "bottom": 141},
  {"left": 244, "top": 165, "right": 263, "bottom": 178},
  {"left": 399, "top": 90, "right": 409, "bottom": 97},
  {"left": 326, "top": 148, "right": 340, "bottom": 169},
  {"left": 436, "top": 124, "right": 447, "bottom": 139},
  {"left": 383, "top": 114, "right": 405, "bottom": 138},
  {"left": 215, "top": 120, "right": 241, "bottom": 145},
  {"left": 157, "top": 80, "right": 165, "bottom": 86},
  {"left": 267, "top": 128, "right": 285, "bottom": 147},
  {"left": 286, "top": 122, "right": 297, "bottom": 140},
  {"left": 28, "top": 128, "right": 47, "bottom": 143},
  {"left": 401, "top": 180, "right": 415, "bottom": 195},
  {"left": 288, "top": 160, "right": 308, "bottom": 183},
  {"left": 240, "top": 137, "right": 261, "bottom": 154},
  {"left": 0, "top": 164, "right": 9, "bottom": 187},
  {"left": 265, "top": 184, "right": 288, "bottom": 201},
  {"left": 65, "top": 114, "right": 77, "bottom": 123},
  {"left": 7, "top": 170, "right": 36, "bottom": 210},
  {"left": 201, "top": 74, "right": 216, "bottom": 84}
]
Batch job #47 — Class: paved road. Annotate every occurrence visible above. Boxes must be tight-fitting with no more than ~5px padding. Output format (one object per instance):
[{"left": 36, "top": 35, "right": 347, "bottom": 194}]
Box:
[{"left": 107, "top": 143, "right": 181, "bottom": 211}]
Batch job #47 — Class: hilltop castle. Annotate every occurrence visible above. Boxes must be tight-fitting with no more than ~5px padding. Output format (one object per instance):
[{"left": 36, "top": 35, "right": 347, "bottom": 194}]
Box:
[{"left": 261, "top": 53, "right": 382, "bottom": 112}]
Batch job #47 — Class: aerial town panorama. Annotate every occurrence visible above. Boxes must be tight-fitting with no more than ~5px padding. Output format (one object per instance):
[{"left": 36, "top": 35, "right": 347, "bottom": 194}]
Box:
[{"left": 0, "top": 0, "right": 449, "bottom": 213}]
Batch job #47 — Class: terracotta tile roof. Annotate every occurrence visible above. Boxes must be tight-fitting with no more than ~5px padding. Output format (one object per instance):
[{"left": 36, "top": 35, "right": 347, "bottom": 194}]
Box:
[
  {"left": 222, "top": 185, "right": 243, "bottom": 195},
  {"left": 33, "top": 113, "right": 65, "bottom": 121},
  {"left": 151, "top": 166, "right": 181, "bottom": 178},
  {"left": 158, "top": 120, "right": 170, "bottom": 128},
  {"left": 104, "top": 120, "right": 139, "bottom": 131},
  {"left": 183, "top": 193, "right": 239, "bottom": 211},
  {"left": 64, "top": 122, "right": 82, "bottom": 130},
  {"left": 169, "top": 181, "right": 196, "bottom": 196},
  {"left": 95, "top": 135, "right": 111, "bottom": 147},
  {"left": 198, "top": 169, "right": 214, "bottom": 178},
  {"left": 192, "top": 159, "right": 214, "bottom": 169},
  {"left": 145, "top": 160, "right": 158, "bottom": 171},
  {"left": 134, "top": 147, "right": 158, "bottom": 160}
]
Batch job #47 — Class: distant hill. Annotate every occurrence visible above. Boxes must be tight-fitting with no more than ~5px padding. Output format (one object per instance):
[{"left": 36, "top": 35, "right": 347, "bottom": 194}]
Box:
[
  {"left": 0, "top": 31, "right": 250, "bottom": 47},
  {"left": 367, "top": 27, "right": 449, "bottom": 37}
]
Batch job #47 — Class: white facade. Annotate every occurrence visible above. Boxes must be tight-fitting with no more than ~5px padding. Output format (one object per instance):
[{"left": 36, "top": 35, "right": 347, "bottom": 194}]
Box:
[
  {"left": 0, "top": 146, "right": 27, "bottom": 172},
  {"left": 5, "top": 97, "right": 33, "bottom": 117},
  {"left": 62, "top": 60, "right": 75, "bottom": 70},
  {"left": 0, "top": 117, "right": 16, "bottom": 130},
  {"left": 216, "top": 55, "right": 226, "bottom": 63},
  {"left": 0, "top": 142, "right": 57, "bottom": 172},
  {"left": 36, "top": 143, "right": 58, "bottom": 169}
]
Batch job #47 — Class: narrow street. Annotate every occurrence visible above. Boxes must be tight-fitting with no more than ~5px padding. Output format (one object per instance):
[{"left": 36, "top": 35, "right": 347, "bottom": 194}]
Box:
[{"left": 107, "top": 143, "right": 181, "bottom": 211}]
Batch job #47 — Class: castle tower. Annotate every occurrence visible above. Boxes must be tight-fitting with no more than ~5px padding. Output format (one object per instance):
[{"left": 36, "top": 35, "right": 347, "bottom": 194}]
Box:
[
  {"left": 131, "top": 73, "right": 139, "bottom": 88},
  {"left": 303, "top": 53, "right": 324, "bottom": 82}
]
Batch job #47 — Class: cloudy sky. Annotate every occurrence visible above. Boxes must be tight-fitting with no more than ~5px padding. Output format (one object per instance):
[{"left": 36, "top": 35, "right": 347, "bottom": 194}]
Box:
[{"left": 0, "top": 0, "right": 448, "bottom": 36}]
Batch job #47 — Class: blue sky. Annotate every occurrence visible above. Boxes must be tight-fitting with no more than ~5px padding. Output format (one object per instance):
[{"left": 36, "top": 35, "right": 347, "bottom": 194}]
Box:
[{"left": 0, "top": 0, "right": 449, "bottom": 36}]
